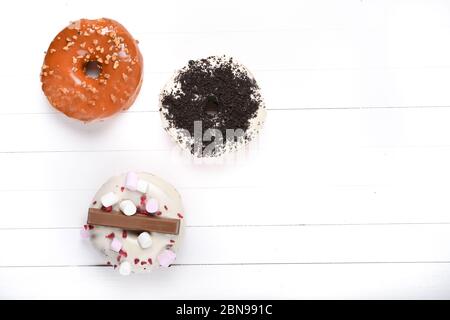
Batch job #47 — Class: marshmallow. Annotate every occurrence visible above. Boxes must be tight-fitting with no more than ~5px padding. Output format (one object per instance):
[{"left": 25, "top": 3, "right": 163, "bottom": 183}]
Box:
[
  {"left": 119, "top": 200, "right": 137, "bottom": 216},
  {"left": 101, "top": 192, "right": 119, "bottom": 207},
  {"left": 157, "top": 249, "right": 176, "bottom": 267},
  {"left": 146, "top": 198, "right": 159, "bottom": 214},
  {"left": 125, "top": 171, "right": 138, "bottom": 191},
  {"left": 110, "top": 238, "right": 122, "bottom": 252},
  {"left": 80, "top": 228, "right": 90, "bottom": 239},
  {"left": 136, "top": 180, "right": 148, "bottom": 193},
  {"left": 119, "top": 261, "right": 131, "bottom": 276},
  {"left": 137, "top": 232, "right": 152, "bottom": 249}
]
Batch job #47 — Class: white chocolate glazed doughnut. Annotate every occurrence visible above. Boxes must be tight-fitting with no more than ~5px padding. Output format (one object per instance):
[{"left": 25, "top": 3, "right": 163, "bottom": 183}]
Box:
[
  {"left": 160, "top": 55, "right": 266, "bottom": 157},
  {"left": 82, "top": 172, "right": 184, "bottom": 275}
]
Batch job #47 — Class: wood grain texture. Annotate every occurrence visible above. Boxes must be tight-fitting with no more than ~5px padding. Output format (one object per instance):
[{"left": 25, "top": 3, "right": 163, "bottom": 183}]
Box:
[{"left": 1, "top": 0, "right": 450, "bottom": 299}]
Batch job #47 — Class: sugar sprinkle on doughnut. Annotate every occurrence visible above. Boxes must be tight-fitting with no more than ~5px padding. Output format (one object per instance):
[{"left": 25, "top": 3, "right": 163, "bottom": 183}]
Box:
[{"left": 41, "top": 18, "right": 143, "bottom": 122}]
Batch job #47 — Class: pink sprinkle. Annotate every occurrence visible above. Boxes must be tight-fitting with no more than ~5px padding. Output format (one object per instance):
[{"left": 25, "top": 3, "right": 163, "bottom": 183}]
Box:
[
  {"left": 170, "top": 240, "right": 175, "bottom": 243},
  {"left": 120, "top": 186, "right": 125, "bottom": 192},
  {"left": 119, "top": 249, "right": 128, "bottom": 257},
  {"left": 105, "top": 232, "right": 115, "bottom": 239},
  {"left": 92, "top": 201, "right": 97, "bottom": 205},
  {"left": 88, "top": 225, "right": 94, "bottom": 230},
  {"left": 177, "top": 213, "right": 184, "bottom": 219},
  {"left": 122, "top": 230, "right": 128, "bottom": 238},
  {"left": 141, "top": 261, "right": 147, "bottom": 265},
  {"left": 157, "top": 250, "right": 176, "bottom": 268},
  {"left": 134, "top": 258, "right": 140, "bottom": 265},
  {"left": 101, "top": 206, "right": 112, "bottom": 212},
  {"left": 164, "top": 205, "right": 168, "bottom": 211},
  {"left": 148, "top": 258, "right": 153, "bottom": 265},
  {"left": 80, "top": 228, "right": 90, "bottom": 239}
]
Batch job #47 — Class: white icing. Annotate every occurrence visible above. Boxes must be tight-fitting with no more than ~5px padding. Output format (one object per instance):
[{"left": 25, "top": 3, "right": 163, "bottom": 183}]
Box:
[{"left": 88, "top": 172, "right": 184, "bottom": 274}]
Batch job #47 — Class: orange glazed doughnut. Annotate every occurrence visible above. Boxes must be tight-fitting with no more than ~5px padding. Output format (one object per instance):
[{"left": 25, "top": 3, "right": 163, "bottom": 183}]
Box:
[{"left": 41, "top": 18, "right": 143, "bottom": 121}]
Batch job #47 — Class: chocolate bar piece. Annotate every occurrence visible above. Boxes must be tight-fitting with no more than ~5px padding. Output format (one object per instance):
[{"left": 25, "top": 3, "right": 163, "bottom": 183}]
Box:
[{"left": 88, "top": 208, "right": 180, "bottom": 235}]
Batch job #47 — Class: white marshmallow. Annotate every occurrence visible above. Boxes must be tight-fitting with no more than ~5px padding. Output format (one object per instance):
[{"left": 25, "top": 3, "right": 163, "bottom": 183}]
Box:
[
  {"left": 118, "top": 261, "right": 131, "bottom": 276},
  {"left": 119, "top": 200, "right": 137, "bottom": 216},
  {"left": 137, "top": 232, "right": 153, "bottom": 249},
  {"left": 101, "top": 192, "right": 119, "bottom": 207},
  {"left": 136, "top": 180, "right": 148, "bottom": 193}
]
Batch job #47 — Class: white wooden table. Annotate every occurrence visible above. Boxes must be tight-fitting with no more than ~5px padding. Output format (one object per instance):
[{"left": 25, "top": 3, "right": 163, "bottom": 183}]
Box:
[{"left": 1, "top": 0, "right": 450, "bottom": 299}]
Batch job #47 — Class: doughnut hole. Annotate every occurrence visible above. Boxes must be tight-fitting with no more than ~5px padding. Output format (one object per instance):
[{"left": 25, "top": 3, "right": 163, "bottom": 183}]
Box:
[
  {"left": 205, "top": 95, "right": 219, "bottom": 116},
  {"left": 84, "top": 61, "right": 102, "bottom": 79}
]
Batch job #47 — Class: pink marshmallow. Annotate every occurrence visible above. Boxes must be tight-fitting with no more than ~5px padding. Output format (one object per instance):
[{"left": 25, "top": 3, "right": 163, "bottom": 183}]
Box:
[
  {"left": 125, "top": 171, "right": 138, "bottom": 191},
  {"left": 80, "top": 228, "right": 90, "bottom": 239},
  {"left": 157, "top": 249, "right": 176, "bottom": 267},
  {"left": 146, "top": 198, "right": 159, "bottom": 214},
  {"left": 110, "top": 238, "right": 122, "bottom": 252}
]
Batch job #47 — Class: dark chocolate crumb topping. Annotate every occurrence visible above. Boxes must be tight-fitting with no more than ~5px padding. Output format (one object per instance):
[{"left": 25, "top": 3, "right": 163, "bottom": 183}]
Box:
[{"left": 160, "top": 56, "right": 264, "bottom": 156}]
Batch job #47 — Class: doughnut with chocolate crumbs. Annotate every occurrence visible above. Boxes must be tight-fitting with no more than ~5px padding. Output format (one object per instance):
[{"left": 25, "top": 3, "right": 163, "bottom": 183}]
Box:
[{"left": 160, "top": 55, "right": 266, "bottom": 157}]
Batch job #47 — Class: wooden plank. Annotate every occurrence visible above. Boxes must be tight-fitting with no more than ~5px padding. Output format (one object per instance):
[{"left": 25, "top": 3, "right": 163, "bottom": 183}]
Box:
[
  {"left": 2, "top": 0, "right": 367, "bottom": 35},
  {"left": 2, "top": 225, "right": 450, "bottom": 266},
  {"left": 3, "top": 1, "right": 450, "bottom": 114},
  {"left": 1, "top": 263, "right": 450, "bottom": 299},
  {"left": 4, "top": 184, "right": 450, "bottom": 228},
  {"left": 1, "top": 145, "right": 450, "bottom": 192},
  {"left": 7, "top": 67, "right": 450, "bottom": 115},
  {"left": 1, "top": 69, "right": 368, "bottom": 114},
  {"left": 7, "top": 1, "right": 450, "bottom": 77},
  {"left": 3, "top": 108, "right": 450, "bottom": 152}
]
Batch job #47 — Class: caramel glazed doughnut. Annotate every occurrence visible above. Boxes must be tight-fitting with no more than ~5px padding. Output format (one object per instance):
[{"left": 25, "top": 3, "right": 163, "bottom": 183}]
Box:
[
  {"left": 41, "top": 18, "right": 143, "bottom": 122},
  {"left": 81, "top": 172, "right": 185, "bottom": 275},
  {"left": 160, "top": 55, "right": 266, "bottom": 157}
]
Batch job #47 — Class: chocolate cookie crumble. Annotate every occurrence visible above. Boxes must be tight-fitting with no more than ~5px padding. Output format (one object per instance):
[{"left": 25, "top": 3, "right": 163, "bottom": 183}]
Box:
[{"left": 160, "top": 56, "right": 265, "bottom": 157}]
